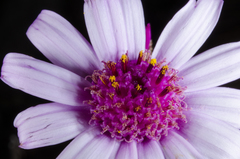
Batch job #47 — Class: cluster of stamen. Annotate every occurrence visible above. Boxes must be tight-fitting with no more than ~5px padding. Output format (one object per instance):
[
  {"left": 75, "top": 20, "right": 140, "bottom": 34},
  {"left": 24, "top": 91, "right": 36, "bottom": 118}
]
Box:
[{"left": 85, "top": 51, "right": 187, "bottom": 142}]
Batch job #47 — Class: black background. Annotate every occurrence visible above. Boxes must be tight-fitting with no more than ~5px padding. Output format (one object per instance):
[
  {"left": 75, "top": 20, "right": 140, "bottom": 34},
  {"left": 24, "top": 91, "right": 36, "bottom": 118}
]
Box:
[{"left": 1, "top": 0, "right": 240, "bottom": 158}]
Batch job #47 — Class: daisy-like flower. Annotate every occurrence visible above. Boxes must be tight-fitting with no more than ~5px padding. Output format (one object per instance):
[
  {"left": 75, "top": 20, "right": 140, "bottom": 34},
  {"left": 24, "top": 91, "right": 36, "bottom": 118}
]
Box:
[{"left": 2, "top": 0, "right": 240, "bottom": 158}]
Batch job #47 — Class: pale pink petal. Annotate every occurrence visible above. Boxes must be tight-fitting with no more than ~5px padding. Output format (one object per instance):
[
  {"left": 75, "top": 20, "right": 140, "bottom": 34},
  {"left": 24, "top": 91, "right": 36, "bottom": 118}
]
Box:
[
  {"left": 1, "top": 53, "right": 91, "bottom": 106},
  {"left": 152, "top": 0, "right": 223, "bottom": 69},
  {"left": 109, "top": 141, "right": 121, "bottom": 159},
  {"left": 74, "top": 135, "right": 116, "bottom": 159},
  {"left": 14, "top": 103, "right": 90, "bottom": 149},
  {"left": 57, "top": 127, "right": 100, "bottom": 159},
  {"left": 116, "top": 141, "right": 138, "bottom": 159},
  {"left": 27, "top": 10, "right": 101, "bottom": 77},
  {"left": 137, "top": 140, "right": 164, "bottom": 159},
  {"left": 178, "top": 42, "right": 240, "bottom": 92},
  {"left": 84, "top": 0, "right": 145, "bottom": 61},
  {"left": 161, "top": 131, "right": 204, "bottom": 159},
  {"left": 185, "top": 87, "right": 240, "bottom": 128},
  {"left": 57, "top": 127, "right": 115, "bottom": 159},
  {"left": 179, "top": 111, "right": 240, "bottom": 158}
]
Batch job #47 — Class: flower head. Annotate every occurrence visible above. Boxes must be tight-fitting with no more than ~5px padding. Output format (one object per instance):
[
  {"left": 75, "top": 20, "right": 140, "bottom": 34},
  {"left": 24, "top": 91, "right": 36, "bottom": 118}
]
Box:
[{"left": 2, "top": 0, "right": 240, "bottom": 158}]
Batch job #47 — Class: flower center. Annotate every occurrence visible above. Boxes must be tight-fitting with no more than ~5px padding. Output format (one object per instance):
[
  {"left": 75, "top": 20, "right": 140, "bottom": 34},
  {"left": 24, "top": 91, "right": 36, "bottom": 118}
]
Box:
[{"left": 84, "top": 51, "right": 187, "bottom": 142}]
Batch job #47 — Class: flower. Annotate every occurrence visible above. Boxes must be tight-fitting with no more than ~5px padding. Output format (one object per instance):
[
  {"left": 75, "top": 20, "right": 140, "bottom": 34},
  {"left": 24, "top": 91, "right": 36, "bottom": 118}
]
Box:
[{"left": 2, "top": 0, "right": 240, "bottom": 158}]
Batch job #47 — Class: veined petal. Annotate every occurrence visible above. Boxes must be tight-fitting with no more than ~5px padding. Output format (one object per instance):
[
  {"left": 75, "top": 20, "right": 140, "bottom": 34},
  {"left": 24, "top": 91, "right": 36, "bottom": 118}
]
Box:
[
  {"left": 84, "top": 0, "right": 145, "bottom": 62},
  {"left": 1, "top": 53, "right": 91, "bottom": 106},
  {"left": 161, "top": 131, "right": 204, "bottom": 159},
  {"left": 57, "top": 127, "right": 115, "bottom": 159},
  {"left": 116, "top": 141, "right": 138, "bottom": 159},
  {"left": 14, "top": 103, "right": 90, "bottom": 149},
  {"left": 109, "top": 141, "right": 121, "bottom": 159},
  {"left": 179, "top": 111, "right": 240, "bottom": 158},
  {"left": 27, "top": 10, "right": 101, "bottom": 77},
  {"left": 185, "top": 87, "right": 240, "bottom": 128},
  {"left": 152, "top": 0, "right": 223, "bottom": 69},
  {"left": 137, "top": 140, "right": 164, "bottom": 159},
  {"left": 178, "top": 42, "right": 240, "bottom": 92},
  {"left": 57, "top": 127, "right": 99, "bottom": 159},
  {"left": 74, "top": 135, "right": 115, "bottom": 159}
]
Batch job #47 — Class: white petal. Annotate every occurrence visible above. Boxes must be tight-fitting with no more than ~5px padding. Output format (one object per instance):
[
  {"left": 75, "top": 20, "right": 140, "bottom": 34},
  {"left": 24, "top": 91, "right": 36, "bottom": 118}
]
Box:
[
  {"left": 1, "top": 53, "right": 91, "bottom": 106},
  {"left": 27, "top": 10, "right": 101, "bottom": 77},
  {"left": 116, "top": 141, "right": 138, "bottom": 159},
  {"left": 14, "top": 103, "right": 90, "bottom": 149},
  {"left": 138, "top": 140, "right": 165, "bottom": 159},
  {"left": 178, "top": 42, "right": 240, "bottom": 92},
  {"left": 161, "top": 131, "right": 204, "bottom": 159},
  {"left": 179, "top": 111, "right": 240, "bottom": 158},
  {"left": 185, "top": 87, "right": 240, "bottom": 128},
  {"left": 84, "top": 0, "right": 145, "bottom": 62},
  {"left": 152, "top": 0, "right": 223, "bottom": 69}
]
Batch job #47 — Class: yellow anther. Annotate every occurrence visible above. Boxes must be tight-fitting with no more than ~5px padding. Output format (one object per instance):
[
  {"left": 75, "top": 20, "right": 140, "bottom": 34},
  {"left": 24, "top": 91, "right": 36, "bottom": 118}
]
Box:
[
  {"left": 101, "top": 125, "right": 109, "bottom": 134},
  {"left": 135, "top": 106, "right": 141, "bottom": 112},
  {"left": 117, "top": 130, "right": 121, "bottom": 133},
  {"left": 121, "top": 54, "right": 128, "bottom": 63},
  {"left": 112, "top": 82, "right": 119, "bottom": 88},
  {"left": 136, "top": 84, "right": 142, "bottom": 91},
  {"left": 122, "top": 114, "right": 127, "bottom": 120},
  {"left": 145, "top": 112, "right": 151, "bottom": 117},
  {"left": 150, "top": 59, "right": 157, "bottom": 66},
  {"left": 147, "top": 97, "right": 153, "bottom": 104},
  {"left": 139, "top": 50, "right": 143, "bottom": 58},
  {"left": 109, "top": 76, "right": 116, "bottom": 82},
  {"left": 146, "top": 125, "right": 152, "bottom": 129},
  {"left": 99, "top": 76, "right": 106, "bottom": 85},
  {"left": 108, "top": 93, "right": 114, "bottom": 99},
  {"left": 161, "top": 65, "right": 169, "bottom": 75}
]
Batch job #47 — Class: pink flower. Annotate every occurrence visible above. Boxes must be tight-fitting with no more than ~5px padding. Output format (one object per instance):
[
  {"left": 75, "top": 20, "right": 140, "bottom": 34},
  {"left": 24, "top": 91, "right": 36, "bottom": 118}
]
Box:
[{"left": 2, "top": 0, "right": 240, "bottom": 158}]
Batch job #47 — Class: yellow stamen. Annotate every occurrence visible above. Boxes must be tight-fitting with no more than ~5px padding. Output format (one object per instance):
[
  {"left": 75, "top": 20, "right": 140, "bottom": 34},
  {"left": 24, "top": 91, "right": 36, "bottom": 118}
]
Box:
[
  {"left": 145, "top": 112, "right": 151, "bottom": 117},
  {"left": 136, "top": 84, "right": 142, "bottom": 91},
  {"left": 122, "top": 114, "right": 127, "bottom": 120},
  {"left": 109, "top": 75, "right": 116, "bottom": 82},
  {"left": 108, "top": 93, "right": 114, "bottom": 99},
  {"left": 150, "top": 59, "right": 157, "bottom": 66},
  {"left": 161, "top": 65, "right": 169, "bottom": 75},
  {"left": 146, "top": 124, "right": 152, "bottom": 129},
  {"left": 139, "top": 50, "right": 143, "bottom": 58},
  {"left": 121, "top": 54, "right": 128, "bottom": 63},
  {"left": 117, "top": 130, "right": 121, "bottom": 133},
  {"left": 112, "top": 82, "right": 119, "bottom": 88},
  {"left": 135, "top": 106, "right": 141, "bottom": 112},
  {"left": 147, "top": 97, "right": 153, "bottom": 104},
  {"left": 99, "top": 76, "right": 106, "bottom": 85}
]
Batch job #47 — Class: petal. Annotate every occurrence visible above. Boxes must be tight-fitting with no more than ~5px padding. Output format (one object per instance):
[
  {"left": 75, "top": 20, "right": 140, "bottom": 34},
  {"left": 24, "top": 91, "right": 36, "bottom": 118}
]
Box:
[
  {"left": 1, "top": 53, "right": 91, "bottom": 106},
  {"left": 179, "top": 111, "right": 240, "bottom": 158},
  {"left": 116, "top": 141, "right": 138, "bottom": 159},
  {"left": 74, "top": 135, "right": 116, "bottom": 159},
  {"left": 161, "top": 131, "right": 204, "bottom": 159},
  {"left": 137, "top": 140, "right": 165, "bottom": 159},
  {"left": 27, "top": 10, "right": 101, "bottom": 77},
  {"left": 14, "top": 103, "right": 90, "bottom": 149},
  {"left": 152, "top": 0, "right": 223, "bottom": 69},
  {"left": 178, "top": 42, "right": 240, "bottom": 92},
  {"left": 185, "top": 87, "right": 240, "bottom": 128},
  {"left": 109, "top": 141, "right": 121, "bottom": 159},
  {"left": 84, "top": 0, "right": 145, "bottom": 62},
  {"left": 57, "top": 127, "right": 115, "bottom": 159}
]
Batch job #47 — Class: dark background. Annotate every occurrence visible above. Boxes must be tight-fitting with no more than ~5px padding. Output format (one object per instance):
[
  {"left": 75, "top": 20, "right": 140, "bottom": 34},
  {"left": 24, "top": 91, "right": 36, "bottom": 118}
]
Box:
[{"left": 1, "top": 0, "right": 240, "bottom": 158}]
